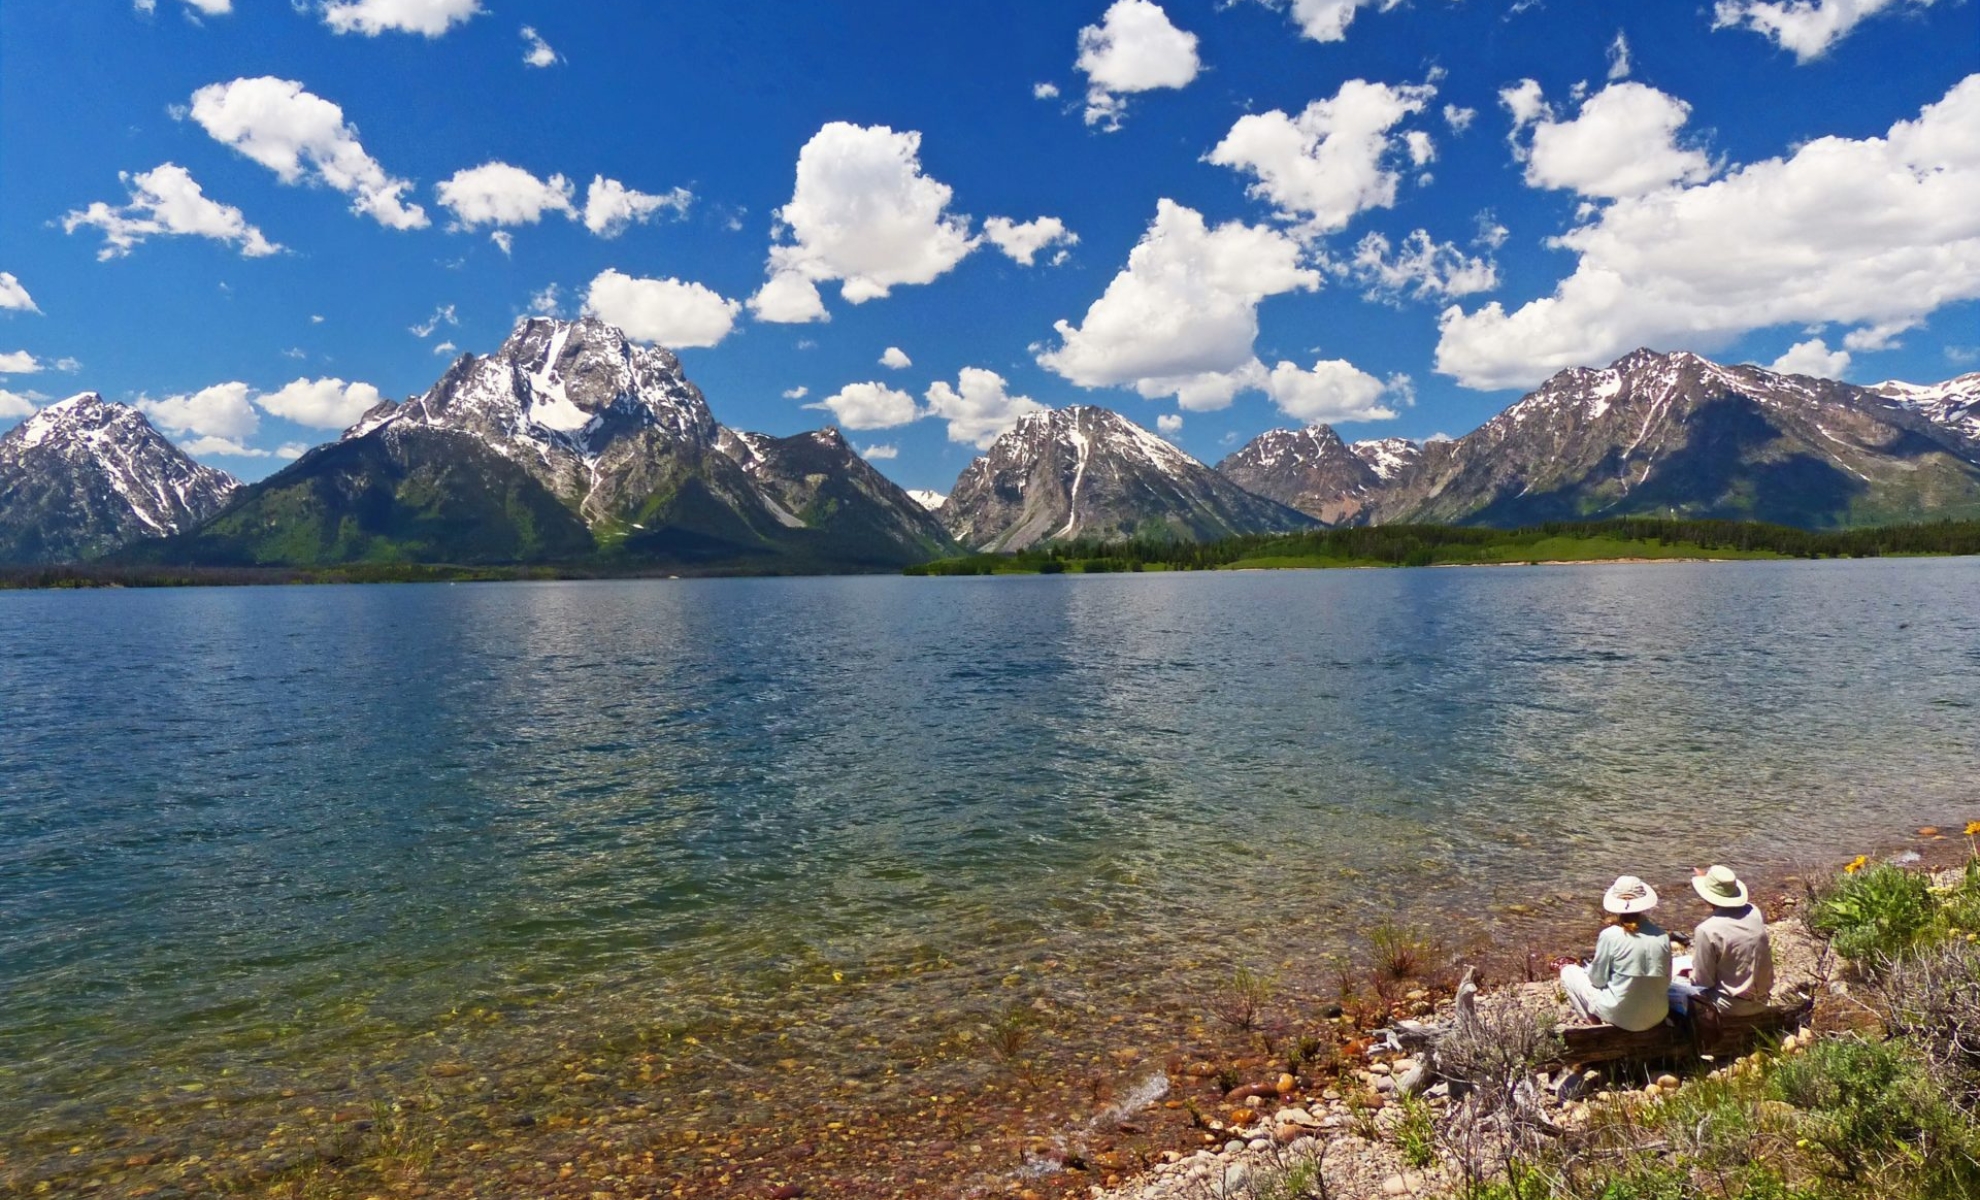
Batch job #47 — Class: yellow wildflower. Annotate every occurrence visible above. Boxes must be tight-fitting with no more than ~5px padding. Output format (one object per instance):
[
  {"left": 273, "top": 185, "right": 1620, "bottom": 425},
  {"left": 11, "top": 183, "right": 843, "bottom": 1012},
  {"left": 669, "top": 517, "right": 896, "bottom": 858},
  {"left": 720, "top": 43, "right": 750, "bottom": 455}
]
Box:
[
  {"left": 1965, "top": 820, "right": 1980, "bottom": 836},
  {"left": 1844, "top": 855, "right": 1868, "bottom": 875}
]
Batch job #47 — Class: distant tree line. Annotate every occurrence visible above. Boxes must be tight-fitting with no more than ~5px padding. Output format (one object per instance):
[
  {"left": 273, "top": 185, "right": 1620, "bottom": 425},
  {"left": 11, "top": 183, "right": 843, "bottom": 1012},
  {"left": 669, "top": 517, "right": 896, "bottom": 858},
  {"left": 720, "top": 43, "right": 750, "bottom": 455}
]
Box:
[{"left": 903, "top": 518, "right": 1980, "bottom": 576}]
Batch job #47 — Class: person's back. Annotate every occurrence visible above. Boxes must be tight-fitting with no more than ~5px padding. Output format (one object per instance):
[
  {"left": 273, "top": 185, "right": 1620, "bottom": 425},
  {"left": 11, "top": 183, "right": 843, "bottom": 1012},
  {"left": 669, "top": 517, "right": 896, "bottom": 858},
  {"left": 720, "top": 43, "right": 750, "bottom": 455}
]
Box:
[
  {"left": 1692, "top": 902, "right": 1773, "bottom": 1014},
  {"left": 1590, "top": 918, "right": 1673, "bottom": 1030}
]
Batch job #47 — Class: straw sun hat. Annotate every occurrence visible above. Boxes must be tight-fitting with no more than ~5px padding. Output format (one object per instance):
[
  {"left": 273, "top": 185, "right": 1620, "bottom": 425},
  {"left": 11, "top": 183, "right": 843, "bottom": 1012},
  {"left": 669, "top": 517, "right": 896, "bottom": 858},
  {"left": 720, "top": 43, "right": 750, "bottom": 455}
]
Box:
[
  {"left": 1602, "top": 875, "right": 1659, "bottom": 914},
  {"left": 1691, "top": 864, "right": 1750, "bottom": 907}
]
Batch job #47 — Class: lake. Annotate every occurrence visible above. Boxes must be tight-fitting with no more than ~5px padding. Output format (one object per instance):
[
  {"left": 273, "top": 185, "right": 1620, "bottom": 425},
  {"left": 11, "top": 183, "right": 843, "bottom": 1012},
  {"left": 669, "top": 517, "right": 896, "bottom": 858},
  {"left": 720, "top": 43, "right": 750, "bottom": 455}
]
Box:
[{"left": 2, "top": 560, "right": 1976, "bottom": 1196}]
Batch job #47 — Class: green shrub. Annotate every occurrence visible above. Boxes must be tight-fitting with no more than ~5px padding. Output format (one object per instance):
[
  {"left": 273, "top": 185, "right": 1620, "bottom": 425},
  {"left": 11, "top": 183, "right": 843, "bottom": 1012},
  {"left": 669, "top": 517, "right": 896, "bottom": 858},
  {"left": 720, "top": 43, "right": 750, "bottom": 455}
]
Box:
[
  {"left": 1810, "top": 864, "right": 1937, "bottom": 963},
  {"left": 1395, "top": 1095, "right": 1437, "bottom": 1168},
  {"left": 1767, "top": 1035, "right": 1977, "bottom": 1187}
]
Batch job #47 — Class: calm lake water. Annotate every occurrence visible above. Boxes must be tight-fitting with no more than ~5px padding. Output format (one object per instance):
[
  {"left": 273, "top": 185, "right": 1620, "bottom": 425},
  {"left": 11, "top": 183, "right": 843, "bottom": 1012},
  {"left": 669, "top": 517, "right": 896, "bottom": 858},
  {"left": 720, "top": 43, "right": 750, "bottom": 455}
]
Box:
[{"left": 2, "top": 561, "right": 1977, "bottom": 1189}]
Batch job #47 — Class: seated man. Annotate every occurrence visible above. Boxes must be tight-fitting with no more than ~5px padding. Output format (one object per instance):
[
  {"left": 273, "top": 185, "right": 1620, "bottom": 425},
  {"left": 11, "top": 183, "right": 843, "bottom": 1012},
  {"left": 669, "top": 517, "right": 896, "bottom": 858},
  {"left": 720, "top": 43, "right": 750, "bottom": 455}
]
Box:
[{"left": 1674, "top": 864, "right": 1774, "bottom": 1016}]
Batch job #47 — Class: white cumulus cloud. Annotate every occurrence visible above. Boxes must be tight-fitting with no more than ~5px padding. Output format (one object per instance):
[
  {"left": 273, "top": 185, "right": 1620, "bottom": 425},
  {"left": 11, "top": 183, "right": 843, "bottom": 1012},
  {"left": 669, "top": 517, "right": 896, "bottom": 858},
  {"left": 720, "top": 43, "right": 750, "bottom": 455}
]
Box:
[
  {"left": 1346, "top": 230, "right": 1498, "bottom": 301},
  {"left": 435, "top": 162, "right": 575, "bottom": 229},
  {"left": 1712, "top": 0, "right": 1936, "bottom": 63},
  {"left": 1435, "top": 75, "right": 1980, "bottom": 390},
  {"left": 1033, "top": 82, "right": 1061, "bottom": 100},
  {"left": 1768, "top": 338, "right": 1852, "bottom": 378},
  {"left": 139, "top": 381, "right": 259, "bottom": 440},
  {"left": 1156, "top": 413, "right": 1183, "bottom": 435},
  {"left": 1443, "top": 104, "right": 1476, "bottom": 133},
  {"left": 188, "top": 77, "right": 428, "bottom": 230},
  {"left": 750, "top": 122, "right": 977, "bottom": 321},
  {"left": 320, "top": 0, "right": 482, "bottom": 37},
  {"left": 257, "top": 377, "right": 384, "bottom": 428},
  {"left": 1037, "top": 200, "right": 1321, "bottom": 410},
  {"left": 61, "top": 164, "right": 281, "bottom": 261},
  {"left": 0, "top": 273, "right": 35, "bottom": 313},
  {"left": 0, "top": 352, "right": 44, "bottom": 374},
  {"left": 583, "top": 176, "right": 692, "bottom": 237},
  {"left": 520, "top": 25, "right": 559, "bottom": 67},
  {"left": 1507, "top": 81, "right": 1714, "bottom": 199},
  {"left": 983, "top": 216, "right": 1079, "bottom": 266},
  {"left": 1206, "top": 79, "right": 1437, "bottom": 239},
  {"left": 583, "top": 269, "right": 741, "bottom": 349},
  {"left": 1076, "top": 0, "right": 1201, "bottom": 131},
  {"left": 879, "top": 346, "right": 912, "bottom": 370},
  {"left": 1252, "top": 0, "right": 1405, "bottom": 43},
  {"left": 861, "top": 443, "right": 899, "bottom": 460},
  {"left": 1607, "top": 30, "right": 1633, "bottom": 79},
  {"left": 807, "top": 381, "right": 920, "bottom": 431},
  {"left": 924, "top": 368, "right": 1050, "bottom": 448},
  {"left": 0, "top": 390, "right": 36, "bottom": 419},
  {"left": 782, "top": 386, "right": 809, "bottom": 400},
  {"left": 1263, "top": 359, "right": 1405, "bottom": 424}
]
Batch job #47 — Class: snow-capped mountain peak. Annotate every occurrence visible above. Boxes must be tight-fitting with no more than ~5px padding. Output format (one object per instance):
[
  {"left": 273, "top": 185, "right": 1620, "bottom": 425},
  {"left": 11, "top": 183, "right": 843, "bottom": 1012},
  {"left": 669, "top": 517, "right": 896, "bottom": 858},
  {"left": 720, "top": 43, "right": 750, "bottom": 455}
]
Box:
[{"left": 0, "top": 392, "right": 240, "bottom": 561}]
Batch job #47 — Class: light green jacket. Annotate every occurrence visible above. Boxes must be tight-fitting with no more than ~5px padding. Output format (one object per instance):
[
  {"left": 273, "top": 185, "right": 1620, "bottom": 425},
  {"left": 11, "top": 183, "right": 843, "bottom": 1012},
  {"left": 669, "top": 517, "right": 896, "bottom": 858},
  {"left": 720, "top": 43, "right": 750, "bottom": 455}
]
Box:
[{"left": 1588, "top": 920, "right": 1673, "bottom": 1031}]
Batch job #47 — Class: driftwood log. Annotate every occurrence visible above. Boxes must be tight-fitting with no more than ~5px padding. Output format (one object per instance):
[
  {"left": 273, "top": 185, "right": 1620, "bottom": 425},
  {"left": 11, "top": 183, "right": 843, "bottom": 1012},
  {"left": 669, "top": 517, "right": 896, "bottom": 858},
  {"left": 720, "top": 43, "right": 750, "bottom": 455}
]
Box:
[{"left": 1380, "top": 968, "right": 1814, "bottom": 1099}]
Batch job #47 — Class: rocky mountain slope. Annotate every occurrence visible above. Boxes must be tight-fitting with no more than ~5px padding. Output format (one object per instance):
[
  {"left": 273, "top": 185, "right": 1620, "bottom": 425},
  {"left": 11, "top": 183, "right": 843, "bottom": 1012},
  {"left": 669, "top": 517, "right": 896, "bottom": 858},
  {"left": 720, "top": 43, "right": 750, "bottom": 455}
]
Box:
[
  {"left": 1381, "top": 351, "right": 1980, "bottom": 528},
  {"left": 1221, "top": 353, "right": 1980, "bottom": 530},
  {"left": 152, "top": 319, "right": 954, "bottom": 570},
  {"left": 0, "top": 393, "right": 239, "bottom": 563},
  {"left": 943, "top": 406, "right": 1314, "bottom": 551},
  {"left": 1215, "top": 426, "right": 1385, "bottom": 525}
]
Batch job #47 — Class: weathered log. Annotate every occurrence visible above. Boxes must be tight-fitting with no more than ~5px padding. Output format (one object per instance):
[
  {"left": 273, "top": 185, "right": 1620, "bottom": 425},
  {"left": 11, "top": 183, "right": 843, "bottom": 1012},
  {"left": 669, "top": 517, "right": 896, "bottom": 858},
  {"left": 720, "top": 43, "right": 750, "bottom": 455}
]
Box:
[{"left": 1558, "top": 994, "right": 1813, "bottom": 1066}]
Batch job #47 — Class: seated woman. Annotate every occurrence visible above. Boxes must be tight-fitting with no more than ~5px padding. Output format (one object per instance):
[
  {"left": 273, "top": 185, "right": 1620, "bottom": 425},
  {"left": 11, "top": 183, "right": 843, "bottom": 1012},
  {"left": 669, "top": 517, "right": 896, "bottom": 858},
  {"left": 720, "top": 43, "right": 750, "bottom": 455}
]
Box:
[{"left": 1559, "top": 875, "right": 1673, "bottom": 1031}]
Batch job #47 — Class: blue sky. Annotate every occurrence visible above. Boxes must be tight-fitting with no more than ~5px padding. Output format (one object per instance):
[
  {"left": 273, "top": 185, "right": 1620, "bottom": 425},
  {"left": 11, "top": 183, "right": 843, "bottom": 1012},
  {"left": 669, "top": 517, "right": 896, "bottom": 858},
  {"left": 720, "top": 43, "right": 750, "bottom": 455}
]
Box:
[{"left": 0, "top": 0, "right": 1974, "bottom": 490}]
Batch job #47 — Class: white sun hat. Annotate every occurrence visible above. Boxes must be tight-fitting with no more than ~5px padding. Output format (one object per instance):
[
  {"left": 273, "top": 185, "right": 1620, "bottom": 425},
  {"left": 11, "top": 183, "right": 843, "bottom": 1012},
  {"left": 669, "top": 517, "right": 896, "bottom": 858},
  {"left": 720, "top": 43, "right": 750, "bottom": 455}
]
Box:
[
  {"left": 1602, "top": 875, "right": 1659, "bottom": 914},
  {"left": 1691, "top": 864, "right": 1750, "bottom": 907}
]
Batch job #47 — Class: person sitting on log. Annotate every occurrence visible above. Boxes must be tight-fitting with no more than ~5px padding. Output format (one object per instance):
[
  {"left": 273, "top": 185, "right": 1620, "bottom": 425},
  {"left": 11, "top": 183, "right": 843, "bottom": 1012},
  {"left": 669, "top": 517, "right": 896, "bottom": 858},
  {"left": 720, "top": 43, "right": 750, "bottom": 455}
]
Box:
[
  {"left": 1560, "top": 876, "right": 1672, "bottom": 1030},
  {"left": 1670, "top": 864, "right": 1774, "bottom": 1016}
]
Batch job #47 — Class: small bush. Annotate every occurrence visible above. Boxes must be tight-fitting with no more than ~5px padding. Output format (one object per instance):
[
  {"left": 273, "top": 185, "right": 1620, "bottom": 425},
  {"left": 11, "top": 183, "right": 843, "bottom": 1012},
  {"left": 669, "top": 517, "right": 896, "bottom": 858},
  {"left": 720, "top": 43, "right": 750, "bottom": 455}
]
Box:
[
  {"left": 1370, "top": 922, "right": 1433, "bottom": 981},
  {"left": 1395, "top": 1095, "right": 1437, "bottom": 1168},
  {"left": 1874, "top": 937, "right": 1980, "bottom": 1111},
  {"left": 1211, "top": 966, "right": 1275, "bottom": 1034},
  {"left": 1767, "top": 1035, "right": 1976, "bottom": 1185},
  {"left": 1809, "top": 863, "right": 1937, "bottom": 964}
]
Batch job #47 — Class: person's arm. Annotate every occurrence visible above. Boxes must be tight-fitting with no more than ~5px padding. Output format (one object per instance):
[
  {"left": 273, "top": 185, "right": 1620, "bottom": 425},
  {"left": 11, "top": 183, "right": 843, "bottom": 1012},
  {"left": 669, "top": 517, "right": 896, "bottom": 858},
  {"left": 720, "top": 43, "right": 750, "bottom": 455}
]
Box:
[
  {"left": 1588, "top": 927, "right": 1618, "bottom": 990},
  {"left": 1691, "top": 923, "right": 1720, "bottom": 990}
]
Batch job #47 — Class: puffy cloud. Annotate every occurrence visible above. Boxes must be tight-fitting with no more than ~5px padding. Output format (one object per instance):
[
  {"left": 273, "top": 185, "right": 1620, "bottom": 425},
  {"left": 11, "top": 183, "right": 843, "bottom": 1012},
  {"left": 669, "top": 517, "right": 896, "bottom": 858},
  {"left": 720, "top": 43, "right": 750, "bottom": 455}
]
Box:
[
  {"left": 583, "top": 176, "right": 692, "bottom": 237},
  {"left": 751, "top": 122, "right": 976, "bottom": 320},
  {"left": 139, "top": 381, "right": 259, "bottom": 440},
  {"left": 1033, "top": 82, "right": 1061, "bottom": 100},
  {"left": 1474, "top": 212, "right": 1510, "bottom": 250},
  {"left": 983, "top": 216, "right": 1079, "bottom": 266},
  {"left": 179, "top": 436, "right": 270, "bottom": 458},
  {"left": 0, "top": 273, "right": 35, "bottom": 313},
  {"left": 0, "top": 352, "right": 43, "bottom": 374},
  {"left": 188, "top": 77, "right": 428, "bottom": 230},
  {"left": 527, "top": 284, "right": 563, "bottom": 317},
  {"left": 861, "top": 443, "right": 899, "bottom": 460},
  {"left": 1435, "top": 76, "right": 1980, "bottom": 390},
  {"left": 781, "top": 386, "right": 809, "bottom": 400},
  {"left": 1509, "top": 81, "right": 1714, "bottom": 199},
  {"left": 1156, "top": 413, "right": 1183, "bottom": 435},
  {"left": 1264, "top": 359, "right": 1405, "bottom": 424},
  {"left": 1206, "top": 79, "right": 1437, "bottom": 239},
  {"left": 520, "top": 25, "right": 558, "bottom": 67},
  {"left": 1498, "top": 78, "right": 1549, "bottom": 129},
  {"left": 806, "top": 381, "right": 920, "bottom": 430},
  {"left": 0, "top": 390, "right": 36, "bottom": 419},
  {"left": 1037, "top": 200, "right": 1320, "bottom": 409},
  {"left": 435, "top": 162, "right": 575, "bottom": 229},
  {"left": 257, "top": 377, "right": 384, "bottom": 428},
  {"left": 748, "top": 271, "right": 829, "bottom": 324},
  {"left": 62, "top": 164, "right": 281, "bottom": 260},
  {"left": 1768, "top": 338, "right": 1852, "bottom": 378},
  {"left": 489, "top": 230, "right": 513, "bottom": 255},
  {"left": 582, "top": 269, "right": 741, "bottom": 349},
  {"left": 320, "top": 0, "right": 482, "bottom": 37},
  {"left": 1443, "top": 104, "right": 1475, "bottom": 133},
  {"left": 1606, "top": 31, "right": 1632, "bottom": 80},
  {"left": 1405, "top": 131, "right": 1436, "bottom": 167},
  {"left": 1253, "top": 0, "right": 1405, "bottom": 43},
  {"left": 1346, "top": 230, "right": 1498, "bottom": 301},
  {"left": 924, "top": 368, "right": 1050, "bottom": 448},
  {"left": 879, "top": 346, "right": 912, "bottom": 370},
  {"left": 1076, "top": 0, "right": 1201, "bottom": 131},
  {"left": 1712, "top": 0, "right": 1935, "bottom": 63}
]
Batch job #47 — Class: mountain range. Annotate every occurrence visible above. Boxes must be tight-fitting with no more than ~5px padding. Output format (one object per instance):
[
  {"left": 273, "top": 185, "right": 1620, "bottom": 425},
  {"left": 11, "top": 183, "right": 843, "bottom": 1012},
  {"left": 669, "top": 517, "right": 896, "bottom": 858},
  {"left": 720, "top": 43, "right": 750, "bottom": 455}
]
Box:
[{"left": 3, "top": 323, "right": 1977, "bottom": 570}]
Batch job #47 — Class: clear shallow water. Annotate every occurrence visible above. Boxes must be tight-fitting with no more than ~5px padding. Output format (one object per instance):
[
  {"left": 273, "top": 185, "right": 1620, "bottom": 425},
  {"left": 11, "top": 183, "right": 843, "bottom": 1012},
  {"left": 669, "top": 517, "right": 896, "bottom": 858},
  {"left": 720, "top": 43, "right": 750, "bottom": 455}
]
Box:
[{"left": 2, "top": 561, "right": 1977, "bottom": 1178}]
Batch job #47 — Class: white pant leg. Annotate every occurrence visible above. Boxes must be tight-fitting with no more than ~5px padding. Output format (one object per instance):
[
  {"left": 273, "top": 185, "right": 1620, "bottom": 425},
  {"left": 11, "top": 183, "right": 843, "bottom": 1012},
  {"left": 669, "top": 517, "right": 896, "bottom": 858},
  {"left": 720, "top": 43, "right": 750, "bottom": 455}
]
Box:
[{"left": 1560, "top": 963, "right": 1603, "bottom": 1022}]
